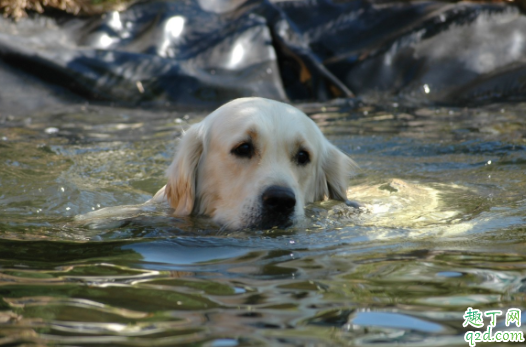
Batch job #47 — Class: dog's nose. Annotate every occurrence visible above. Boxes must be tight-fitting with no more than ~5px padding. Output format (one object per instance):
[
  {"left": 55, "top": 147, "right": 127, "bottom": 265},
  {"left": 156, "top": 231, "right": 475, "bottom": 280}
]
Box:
[{"left": 261, "top": 186, "right": 296, "bottom": 214}]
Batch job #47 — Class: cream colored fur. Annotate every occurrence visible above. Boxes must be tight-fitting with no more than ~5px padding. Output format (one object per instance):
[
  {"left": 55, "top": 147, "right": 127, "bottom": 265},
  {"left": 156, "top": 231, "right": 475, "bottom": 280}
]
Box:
[{"left": 151, "top": 97, "right": 357, "bottom": 229}]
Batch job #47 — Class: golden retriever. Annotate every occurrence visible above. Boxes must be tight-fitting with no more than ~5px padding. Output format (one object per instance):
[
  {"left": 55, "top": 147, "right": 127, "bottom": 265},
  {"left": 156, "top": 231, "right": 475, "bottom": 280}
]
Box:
[{"left": 149, "top": 97, "right": 358, "bottom": 230}]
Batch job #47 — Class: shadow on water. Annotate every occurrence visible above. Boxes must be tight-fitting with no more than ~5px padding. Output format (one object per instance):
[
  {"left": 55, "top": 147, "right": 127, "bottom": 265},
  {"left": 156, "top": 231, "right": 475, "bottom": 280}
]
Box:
[{"left": 0, "top": 101, "right": 525, "bottom": 346}]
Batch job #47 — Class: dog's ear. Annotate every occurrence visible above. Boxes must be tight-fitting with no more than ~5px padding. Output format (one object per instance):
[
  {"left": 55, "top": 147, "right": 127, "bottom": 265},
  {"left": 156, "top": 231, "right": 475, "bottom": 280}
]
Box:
[
  {"left": 318, "top": 143, "right": 358, "bottom": 201},
  {"left": 165, "top": 124, "right": 203, "bottom": 215}
]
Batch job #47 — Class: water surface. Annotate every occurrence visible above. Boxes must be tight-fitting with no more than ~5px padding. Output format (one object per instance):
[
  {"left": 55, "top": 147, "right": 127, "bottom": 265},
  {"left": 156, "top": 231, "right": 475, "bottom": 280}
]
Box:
[{"left": 1, "top": 101, "right": 525, "bottom": 346}]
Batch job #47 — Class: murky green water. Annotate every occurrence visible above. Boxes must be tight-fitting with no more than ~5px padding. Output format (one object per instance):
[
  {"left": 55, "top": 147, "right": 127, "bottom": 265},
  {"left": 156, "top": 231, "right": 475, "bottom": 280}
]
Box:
[{"left": 1, "top": 101, "right": 525, "bottom": 346}]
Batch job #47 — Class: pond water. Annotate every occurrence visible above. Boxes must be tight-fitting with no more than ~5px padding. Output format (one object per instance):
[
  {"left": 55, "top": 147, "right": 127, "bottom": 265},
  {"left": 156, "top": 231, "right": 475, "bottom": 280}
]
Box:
[{"left": 1, "top": 100, "right": 525, "bottom": 346}]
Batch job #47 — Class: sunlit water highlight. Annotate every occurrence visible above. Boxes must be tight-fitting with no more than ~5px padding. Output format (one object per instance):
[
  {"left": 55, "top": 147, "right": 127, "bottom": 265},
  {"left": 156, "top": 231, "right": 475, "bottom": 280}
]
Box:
[{"left": 0, "top": 101, "right": 525, "bottom": 346}]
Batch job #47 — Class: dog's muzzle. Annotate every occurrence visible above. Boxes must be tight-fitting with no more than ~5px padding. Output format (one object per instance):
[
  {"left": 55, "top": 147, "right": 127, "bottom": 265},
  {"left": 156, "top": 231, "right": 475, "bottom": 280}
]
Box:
[{"left": 259, "top": 185, "right": 296, "bottom": 228}]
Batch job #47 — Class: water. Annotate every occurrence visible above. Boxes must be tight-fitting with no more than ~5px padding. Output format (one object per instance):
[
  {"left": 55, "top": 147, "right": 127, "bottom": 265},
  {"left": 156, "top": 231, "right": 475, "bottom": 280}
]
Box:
[{"left": 1, "top": 101, "right": 525, "bottom": 346}]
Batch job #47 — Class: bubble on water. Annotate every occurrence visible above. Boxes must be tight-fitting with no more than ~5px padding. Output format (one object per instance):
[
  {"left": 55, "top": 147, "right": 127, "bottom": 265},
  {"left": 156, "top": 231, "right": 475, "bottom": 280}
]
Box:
[{"left": 45, "top": 127, "right": 59, "bottom": 134}]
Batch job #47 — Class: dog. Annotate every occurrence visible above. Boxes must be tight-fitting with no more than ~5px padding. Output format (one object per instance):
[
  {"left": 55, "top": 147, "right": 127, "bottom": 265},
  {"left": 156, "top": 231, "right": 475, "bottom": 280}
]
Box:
[{"left": 149, "top": 97, "right": 358, "bottom": 230}]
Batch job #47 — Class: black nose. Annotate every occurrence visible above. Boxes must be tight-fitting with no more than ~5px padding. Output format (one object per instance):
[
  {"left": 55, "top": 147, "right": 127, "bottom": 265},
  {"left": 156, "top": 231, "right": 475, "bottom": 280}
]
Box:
[{"left": 261, "top": 185, "right": 296, "bottom": 215}]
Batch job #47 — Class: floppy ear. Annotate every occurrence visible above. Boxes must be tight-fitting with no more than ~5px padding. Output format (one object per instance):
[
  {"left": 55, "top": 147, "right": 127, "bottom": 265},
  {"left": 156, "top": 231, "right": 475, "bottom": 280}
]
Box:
[
  {"left": 318, "top": 142, "right": 358, "bottom": 201},
  {"left": 164, "top": 124, "right": 203, "bottom": 215}
]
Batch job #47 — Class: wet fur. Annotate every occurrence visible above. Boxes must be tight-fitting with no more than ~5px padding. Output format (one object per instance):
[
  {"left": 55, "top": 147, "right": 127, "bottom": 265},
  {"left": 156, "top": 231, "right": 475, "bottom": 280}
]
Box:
[{"left": 151, "top": 97, "right": 357, "bottom": 229}]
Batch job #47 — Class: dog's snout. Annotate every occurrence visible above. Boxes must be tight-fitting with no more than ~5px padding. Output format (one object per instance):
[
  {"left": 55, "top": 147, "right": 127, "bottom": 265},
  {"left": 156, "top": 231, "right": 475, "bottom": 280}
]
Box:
[{"left": 262, "top": 186, "right": 296, "bottom": 213}]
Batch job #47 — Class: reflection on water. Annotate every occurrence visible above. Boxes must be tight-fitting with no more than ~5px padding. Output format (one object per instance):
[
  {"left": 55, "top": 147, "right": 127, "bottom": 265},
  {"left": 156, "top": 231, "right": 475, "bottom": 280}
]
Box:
[{"left": 0, "top": 101, "right": 525, "bottom": 346}]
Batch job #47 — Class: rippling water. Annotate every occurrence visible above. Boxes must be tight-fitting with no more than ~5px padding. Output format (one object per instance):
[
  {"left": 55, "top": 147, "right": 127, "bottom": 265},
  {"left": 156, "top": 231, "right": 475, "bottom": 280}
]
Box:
[{"left": 1, "top": 101, "right": 525, "bottom": 346}]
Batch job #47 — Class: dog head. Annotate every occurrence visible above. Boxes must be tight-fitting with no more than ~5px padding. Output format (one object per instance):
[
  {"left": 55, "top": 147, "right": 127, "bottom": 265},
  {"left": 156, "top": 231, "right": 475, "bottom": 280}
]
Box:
[{"left": 164, "top": 97, "right": 357, "bottom": 229}]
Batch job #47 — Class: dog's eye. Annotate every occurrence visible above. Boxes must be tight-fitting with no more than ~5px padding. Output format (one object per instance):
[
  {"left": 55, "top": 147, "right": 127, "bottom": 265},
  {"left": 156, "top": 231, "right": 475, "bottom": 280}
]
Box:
[
  {"left": 231, "top": 142, "right": 254, "bottom": 158},
  {"left": 295, "top": 150, "right": 310, "bottom": 165}
]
